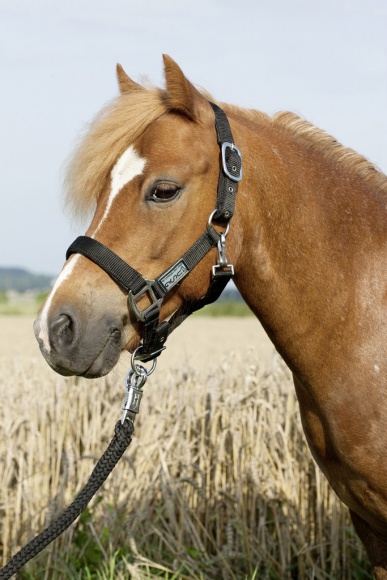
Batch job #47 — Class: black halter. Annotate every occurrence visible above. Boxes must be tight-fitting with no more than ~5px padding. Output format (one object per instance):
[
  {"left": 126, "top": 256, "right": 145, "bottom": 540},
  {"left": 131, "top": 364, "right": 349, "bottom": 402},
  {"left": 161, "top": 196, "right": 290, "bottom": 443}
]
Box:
[{"left": 66, "top": 103, "right": 242, "bottom": 362}]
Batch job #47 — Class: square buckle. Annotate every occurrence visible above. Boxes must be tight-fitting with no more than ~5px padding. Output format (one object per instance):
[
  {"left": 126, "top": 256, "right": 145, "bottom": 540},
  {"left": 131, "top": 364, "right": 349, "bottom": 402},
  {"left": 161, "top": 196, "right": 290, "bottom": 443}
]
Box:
[{"left": 128, "top": 279, "right": 163, "bottom": 322}]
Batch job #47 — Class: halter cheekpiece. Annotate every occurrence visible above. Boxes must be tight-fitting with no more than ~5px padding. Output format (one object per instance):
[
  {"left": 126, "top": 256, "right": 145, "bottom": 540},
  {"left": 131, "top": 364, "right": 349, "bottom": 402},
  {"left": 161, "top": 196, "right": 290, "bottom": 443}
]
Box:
[{"left": 66, "top": 102, "right": 242, "bottom": 362}]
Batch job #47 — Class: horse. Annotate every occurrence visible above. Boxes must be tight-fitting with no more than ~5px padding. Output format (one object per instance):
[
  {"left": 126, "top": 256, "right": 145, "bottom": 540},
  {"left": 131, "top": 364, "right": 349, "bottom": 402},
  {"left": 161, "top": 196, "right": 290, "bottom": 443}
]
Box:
[{"left": 33, "top": 55, "right": 387, "bottom": 575}]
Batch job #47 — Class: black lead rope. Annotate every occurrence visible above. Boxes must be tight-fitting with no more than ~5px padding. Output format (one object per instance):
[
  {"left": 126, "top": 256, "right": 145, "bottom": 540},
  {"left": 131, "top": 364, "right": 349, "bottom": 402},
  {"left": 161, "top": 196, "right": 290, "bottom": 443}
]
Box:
[{"left": 0, "top": 419, "right": 134, "bottom": 579}]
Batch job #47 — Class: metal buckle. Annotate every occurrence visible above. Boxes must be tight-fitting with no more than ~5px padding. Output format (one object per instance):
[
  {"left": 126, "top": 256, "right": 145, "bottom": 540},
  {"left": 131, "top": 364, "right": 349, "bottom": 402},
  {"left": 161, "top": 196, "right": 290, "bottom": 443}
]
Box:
[
  {"left": 212, "top": 264, "right": 234, "bottom": 278},
  {"left": 221, "top": 142, "right": 242, "bottom": 182},
  {"left": 128, "top": 279, "right": 163, "bottom": 323}
]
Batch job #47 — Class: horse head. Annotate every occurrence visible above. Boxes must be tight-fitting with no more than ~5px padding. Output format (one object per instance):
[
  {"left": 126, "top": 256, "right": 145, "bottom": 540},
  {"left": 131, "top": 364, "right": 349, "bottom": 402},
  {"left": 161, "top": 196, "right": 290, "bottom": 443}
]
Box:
[{"left": 34, "top": 56, "right": 243, "bottom": 377}]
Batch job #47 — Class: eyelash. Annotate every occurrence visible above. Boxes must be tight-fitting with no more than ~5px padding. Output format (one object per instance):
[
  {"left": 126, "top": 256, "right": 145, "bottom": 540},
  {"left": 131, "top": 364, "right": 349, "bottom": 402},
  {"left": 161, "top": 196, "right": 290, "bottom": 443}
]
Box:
[{"left": 149, "top": 183, "right": 181, "bottom": 203}]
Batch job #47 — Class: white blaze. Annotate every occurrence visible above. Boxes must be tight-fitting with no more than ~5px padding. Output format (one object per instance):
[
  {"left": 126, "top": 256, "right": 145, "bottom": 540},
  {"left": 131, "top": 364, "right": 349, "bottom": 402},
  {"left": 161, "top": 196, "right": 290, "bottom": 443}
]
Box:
[
  {"left": 93, "top": 145, "right": 146, "bottom": 236},
  {"left": 38, "top": 145, "right": 146, "bottom": 352},
  {"left": 38, "top": 255, "right": 81, "bottom": 352}
]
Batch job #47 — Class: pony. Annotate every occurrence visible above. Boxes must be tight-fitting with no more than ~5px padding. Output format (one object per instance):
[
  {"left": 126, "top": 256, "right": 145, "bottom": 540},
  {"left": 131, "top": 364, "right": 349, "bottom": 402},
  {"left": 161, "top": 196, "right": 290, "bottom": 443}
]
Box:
[{"left": 34, "top": 55, "right": 387, "bottom": 575}]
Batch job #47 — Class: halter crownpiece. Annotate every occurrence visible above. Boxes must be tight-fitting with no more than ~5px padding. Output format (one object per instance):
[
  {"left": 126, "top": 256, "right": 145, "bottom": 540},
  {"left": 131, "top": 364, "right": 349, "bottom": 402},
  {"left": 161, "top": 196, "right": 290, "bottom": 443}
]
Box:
[{"left": 66, "top": 102, "right": 242, "bottom": 362}]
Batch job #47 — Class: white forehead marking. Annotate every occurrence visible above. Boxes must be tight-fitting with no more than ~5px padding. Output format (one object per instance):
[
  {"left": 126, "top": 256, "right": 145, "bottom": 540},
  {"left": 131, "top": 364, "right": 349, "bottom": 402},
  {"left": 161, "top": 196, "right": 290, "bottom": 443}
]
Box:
[
  {"left": 92, "top": 145, "right": 146, "bottom": 237},
  {"left": 38, "top": 255, "right": 81, "bottom": 352},
  {"left": 111, "top": 145, "right": 146, "bottom": 199}
]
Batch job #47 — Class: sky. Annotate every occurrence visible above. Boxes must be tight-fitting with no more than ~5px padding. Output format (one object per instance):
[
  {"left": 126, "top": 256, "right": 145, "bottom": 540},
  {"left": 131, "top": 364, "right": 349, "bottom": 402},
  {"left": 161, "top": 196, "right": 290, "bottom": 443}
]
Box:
[{"left": 1, "top": 0, "right": 386, "bottom": 275}]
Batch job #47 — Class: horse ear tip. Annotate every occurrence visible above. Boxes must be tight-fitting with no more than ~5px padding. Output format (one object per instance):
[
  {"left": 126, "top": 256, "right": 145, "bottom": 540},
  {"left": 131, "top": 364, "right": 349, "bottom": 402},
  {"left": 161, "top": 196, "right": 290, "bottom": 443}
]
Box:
[
  {"left": 116, "top": 63, "right": 127, "bottom": 79},
  {"left": 162, "top": 54, "right": 176, "bottom": 69}
]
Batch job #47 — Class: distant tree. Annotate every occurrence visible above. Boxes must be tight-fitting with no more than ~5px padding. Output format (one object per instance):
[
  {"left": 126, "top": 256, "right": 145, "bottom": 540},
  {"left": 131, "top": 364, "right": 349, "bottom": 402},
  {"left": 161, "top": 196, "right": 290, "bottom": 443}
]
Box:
[{"left": 0, "top": 268, "right": 53, "bottom": 292}]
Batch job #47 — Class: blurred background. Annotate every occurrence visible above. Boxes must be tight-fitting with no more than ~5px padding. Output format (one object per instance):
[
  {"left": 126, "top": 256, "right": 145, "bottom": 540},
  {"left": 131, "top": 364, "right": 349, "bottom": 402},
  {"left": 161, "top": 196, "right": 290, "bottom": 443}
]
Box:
[{"left": 1, "top": 0, "right": 386, "bottom": 281}]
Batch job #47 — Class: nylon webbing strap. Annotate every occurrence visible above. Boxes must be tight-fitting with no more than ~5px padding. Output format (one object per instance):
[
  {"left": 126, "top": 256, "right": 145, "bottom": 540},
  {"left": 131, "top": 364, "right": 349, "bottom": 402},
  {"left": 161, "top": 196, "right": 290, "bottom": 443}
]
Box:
[
  {"left": 66, "top": 237, "right": 151, "bottom": 297},
  {"left": 64, "top": 227, "right": 222, "bottom": 361},
  {"left": 209, "top": 102, "right": 242, "bottom": 221},
  {"left": 137, "top": 225, "right": 223, "bottom": 358},
  {"left": 140, "top": 226, "right": 222, "bottom": 358},
  {"left": 179, "top": 226, "right": 220, "bottom": 270},
  {"left": 155, "top": 226, "right": 219, "bottom": 292},
  {"left": 167, "top": 268, "right": 231, "bottom": 336},
  {"left": 66, "top": 227, "right": 220, "bottom": 304}
]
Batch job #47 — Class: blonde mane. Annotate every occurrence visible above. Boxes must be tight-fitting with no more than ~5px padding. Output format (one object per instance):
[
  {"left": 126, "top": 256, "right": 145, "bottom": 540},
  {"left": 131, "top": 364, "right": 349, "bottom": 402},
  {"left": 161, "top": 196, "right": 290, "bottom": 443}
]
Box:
[
  {"left": 224, "top": 103, "right": 387, "bottom": 195},
  {"left": 65, "top": 87, "right": 387, "bottom": 220},
  {"left": 272, "top": 111, "right": 387, "bottom": 193},
  {"left": 65, "top": 87, "right": 167, "bottom": 218}
]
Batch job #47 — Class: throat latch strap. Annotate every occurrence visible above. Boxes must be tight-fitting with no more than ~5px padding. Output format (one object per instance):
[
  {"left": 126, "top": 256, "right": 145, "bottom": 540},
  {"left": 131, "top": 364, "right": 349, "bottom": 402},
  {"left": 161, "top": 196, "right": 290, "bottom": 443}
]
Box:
[{"left": 66, "top": 101, "right": 242, "bottom": 362}]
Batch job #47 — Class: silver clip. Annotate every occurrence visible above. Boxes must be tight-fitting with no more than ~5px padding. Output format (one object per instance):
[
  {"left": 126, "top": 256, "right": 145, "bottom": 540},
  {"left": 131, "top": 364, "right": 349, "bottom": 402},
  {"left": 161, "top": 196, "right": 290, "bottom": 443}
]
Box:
[
  {"left": 121, "top": 369, "right": 146, "bottom": 424},
  {"left": 217, "top": 233, "right": 228, "bottom": 268},
  {"left": 121, "top": 347, "right": 158, "bottom": 424},
  {"left": 212, "top": 232, "right": 234, "bottom": 278}
]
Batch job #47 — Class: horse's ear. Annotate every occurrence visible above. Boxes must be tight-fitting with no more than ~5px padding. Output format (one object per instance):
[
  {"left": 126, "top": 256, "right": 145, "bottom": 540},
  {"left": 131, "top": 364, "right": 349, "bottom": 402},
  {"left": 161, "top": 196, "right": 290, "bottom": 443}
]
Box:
[
  {"left": 116, "top": 64, "right": 142, "bottom": 94},
  {"left": 163, "top": 55, "right": 209, "bottom": 122}
]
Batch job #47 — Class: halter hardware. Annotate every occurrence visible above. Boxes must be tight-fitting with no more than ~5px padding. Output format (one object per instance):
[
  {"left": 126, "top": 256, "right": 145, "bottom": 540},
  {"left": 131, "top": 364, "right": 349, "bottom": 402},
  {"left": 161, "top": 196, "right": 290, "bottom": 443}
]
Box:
[
  {"left": 221, "top": 142, "right": 243, "bottom": 182},
  {"left": 66, "top": 102, "right": 242, "bottom": 362},
  {"left": 213, "top": 232, "right": 234, "bottom": 278},
  {"left": 128, "top": 279, "right": 164, "bottom": 323},
  {"left": 121, "top": 346, "right": 157, "bottom": 423}
]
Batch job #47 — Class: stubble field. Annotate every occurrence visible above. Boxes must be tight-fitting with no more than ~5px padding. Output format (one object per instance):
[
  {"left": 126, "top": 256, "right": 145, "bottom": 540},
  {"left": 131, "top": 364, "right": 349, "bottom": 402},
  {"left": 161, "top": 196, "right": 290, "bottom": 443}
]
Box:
[{"left": 0, "top": 315, "right": 370, "bottom": 578}]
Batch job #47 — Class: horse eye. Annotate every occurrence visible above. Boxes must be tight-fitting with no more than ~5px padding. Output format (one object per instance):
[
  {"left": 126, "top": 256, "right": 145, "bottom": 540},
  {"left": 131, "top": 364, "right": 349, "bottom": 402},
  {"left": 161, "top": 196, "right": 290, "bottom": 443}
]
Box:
[{"left": 149, "top": 183, "right": 180, "bottom": 202}]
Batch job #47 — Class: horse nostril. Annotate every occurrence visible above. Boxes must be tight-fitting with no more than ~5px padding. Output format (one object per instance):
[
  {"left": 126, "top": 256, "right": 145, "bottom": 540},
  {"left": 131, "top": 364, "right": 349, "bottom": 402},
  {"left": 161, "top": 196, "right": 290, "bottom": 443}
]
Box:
[{"left": 50, "top": 314, "right": 76, "bottom": 349}]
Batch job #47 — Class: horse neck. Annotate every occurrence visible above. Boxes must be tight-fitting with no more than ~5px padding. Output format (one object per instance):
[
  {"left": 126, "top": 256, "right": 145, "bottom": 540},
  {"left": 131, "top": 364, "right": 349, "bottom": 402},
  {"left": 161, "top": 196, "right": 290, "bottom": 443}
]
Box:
[{"left": 228, "top": 109, "right": 386, "bottom": 382}]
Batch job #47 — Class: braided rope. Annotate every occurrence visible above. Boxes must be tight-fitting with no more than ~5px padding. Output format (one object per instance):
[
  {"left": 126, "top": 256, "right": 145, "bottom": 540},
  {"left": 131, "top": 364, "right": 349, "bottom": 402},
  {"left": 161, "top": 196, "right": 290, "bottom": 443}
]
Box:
[{"left": 0, "top": 419, "right": 134, "bottom": 579}]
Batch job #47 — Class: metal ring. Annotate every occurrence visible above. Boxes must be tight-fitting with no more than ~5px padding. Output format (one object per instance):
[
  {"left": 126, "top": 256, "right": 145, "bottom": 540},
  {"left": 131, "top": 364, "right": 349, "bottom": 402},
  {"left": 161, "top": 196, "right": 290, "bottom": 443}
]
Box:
[
  {"left": 131, "top": 346, "right": 157, "bottom": 376},
  {"left": 125, "top": 369, "right": 147, "bottom": 389},
  {"left": 207, "top": 209, "right": 230, "bottom": 237}
]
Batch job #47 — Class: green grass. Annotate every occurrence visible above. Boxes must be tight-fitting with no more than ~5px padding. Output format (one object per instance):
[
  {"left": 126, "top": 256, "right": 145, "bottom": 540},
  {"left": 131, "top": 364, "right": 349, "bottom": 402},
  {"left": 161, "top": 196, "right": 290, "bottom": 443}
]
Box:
[
  {"left": 193, "top": 300, "right": 253, "bottom": 317},
  {"left": 0, "top": 291, "right": 49, "bottom": 315},
  {"left": 0, "top": 302, "right": 38, "bottom": 315}
]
